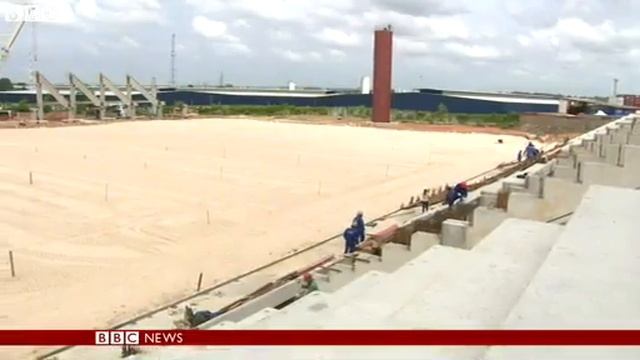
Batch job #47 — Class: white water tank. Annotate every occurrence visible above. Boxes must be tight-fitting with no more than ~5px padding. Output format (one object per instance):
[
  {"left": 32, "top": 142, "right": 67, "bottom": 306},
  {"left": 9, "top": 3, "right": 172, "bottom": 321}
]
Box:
[
  {"left": 288, "top": 81, "right": 296, "bottom": 91},
  {"left": 360, "top": 76, "right": 371, "bottom": 94}
]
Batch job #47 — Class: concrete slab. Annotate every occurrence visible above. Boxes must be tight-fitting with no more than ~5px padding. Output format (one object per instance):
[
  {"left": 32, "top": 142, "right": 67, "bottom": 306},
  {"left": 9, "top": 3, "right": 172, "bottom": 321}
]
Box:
[
  {"left": 409, "top": 231, "right": 439, "bottom": 253},
  {"left": 253, "top": 270, "right": 388, "bottom": 329},
  {"left": 467, "top": 206, "right": 508, "bottom": 248},
  {"left": 552, "top": 165, "right": 577, "bottom": 181},
  {"left": 485, "top": 186, "right": 640, "bottom": 359},
  {"left": 318, "top": 245, "right": 471, "bottom": 329},
  {"left": 200, "top": 281, "right": 300, "bottom": 327},
  {"left": 441, "top": 219, "right": 468, "bottom": 249},
  {"left": 389, "top": 219, "right": 561, "bottom": 329}
]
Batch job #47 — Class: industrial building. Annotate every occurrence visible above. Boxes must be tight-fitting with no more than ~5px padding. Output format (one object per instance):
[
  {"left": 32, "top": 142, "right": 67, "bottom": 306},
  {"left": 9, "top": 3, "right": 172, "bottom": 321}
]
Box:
[{"left": 2, "top": 85, "right": 636, "bottom": 116}]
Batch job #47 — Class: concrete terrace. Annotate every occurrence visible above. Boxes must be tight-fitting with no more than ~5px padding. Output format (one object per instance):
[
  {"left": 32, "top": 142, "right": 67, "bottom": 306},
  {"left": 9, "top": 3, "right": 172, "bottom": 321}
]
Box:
[{"left": 51, "top": 114, "right": 640, "bottom": 359}]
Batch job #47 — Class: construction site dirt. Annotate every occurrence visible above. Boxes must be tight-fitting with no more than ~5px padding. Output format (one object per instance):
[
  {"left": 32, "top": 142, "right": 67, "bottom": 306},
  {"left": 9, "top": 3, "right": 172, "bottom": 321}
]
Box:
[{"left": 0, "top": 117, "right": 536, "bottom": 359}]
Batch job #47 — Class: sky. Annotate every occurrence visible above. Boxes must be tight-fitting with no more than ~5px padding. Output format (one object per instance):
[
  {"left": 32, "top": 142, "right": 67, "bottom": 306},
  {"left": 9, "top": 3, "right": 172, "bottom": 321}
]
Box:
[{"left": 0, "top": 0, "right": 639, "bottom": 96}]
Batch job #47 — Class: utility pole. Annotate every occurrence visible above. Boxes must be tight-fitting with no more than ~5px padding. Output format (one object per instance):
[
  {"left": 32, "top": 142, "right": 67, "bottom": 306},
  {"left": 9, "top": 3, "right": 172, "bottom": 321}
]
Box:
[
  {"left": 170, "top": 33, "right": 176, "bottom": 87},
  {"left": 30, "top": 22, "right": 37, "bottom": 86}
]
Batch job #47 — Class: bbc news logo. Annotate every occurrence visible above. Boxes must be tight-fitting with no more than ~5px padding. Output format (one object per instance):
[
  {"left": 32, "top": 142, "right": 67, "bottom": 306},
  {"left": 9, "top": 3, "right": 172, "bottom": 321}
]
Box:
[
  {"left": 95, "top": 330, "right": 184, "bottom": 345},
  {"left": 95, "top": 331, "right": 139, "bottom": 345}
]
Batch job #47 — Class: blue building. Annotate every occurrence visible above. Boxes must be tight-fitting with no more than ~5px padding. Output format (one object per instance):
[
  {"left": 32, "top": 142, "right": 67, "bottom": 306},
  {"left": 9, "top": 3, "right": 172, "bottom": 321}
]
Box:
[{"left": 155, "top": 87, "right": 561, "bottom": 114}]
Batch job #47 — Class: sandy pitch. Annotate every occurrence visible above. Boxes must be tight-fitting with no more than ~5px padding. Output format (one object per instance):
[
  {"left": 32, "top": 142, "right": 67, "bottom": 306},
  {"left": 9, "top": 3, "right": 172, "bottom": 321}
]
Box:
[{"left": 0, "top": 118, "right": 523, "bottom": 333}]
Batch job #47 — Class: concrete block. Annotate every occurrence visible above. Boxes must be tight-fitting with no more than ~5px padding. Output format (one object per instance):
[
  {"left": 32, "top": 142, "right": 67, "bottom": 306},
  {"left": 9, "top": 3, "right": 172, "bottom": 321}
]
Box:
[
  {"left": 542, "top": 177, "right": 587, "bottom": 219},
  {"left": 611, "top": 131, "right": 629, "bottom": 145},
  {"left": 479, "top": 191, "right": 498, "bottom": 208},
  {"left": 409, "top": 231, "right": 439, "bottom": 253},
  {"left": 200, "top": 281, "right": 300, "bottom": 327},
  {"left": 506, "top": 191, "right": 541, "bottom": 220},
  {"left": 622, "top": 145, "right": 640, "bottom": 169},
  {"left": 525, "top": 175, "right": 543, "bottom": 198},
  {"left": 595, "top": 133, "right": 610, "bottom": 157},
  {"left": 552, "top": 165, "right": 577, "bottom": 181},
  {"left": 468, "top": 206, "right": 508, "bottom": 248},
  {"left": 441, "top": 219, "right": 468, "bottom": 249},
  {"left": 555, "top": 155, "right": 573, "bottom": 167},
  {"left": 502, "top": 178, "right": 526, "bottom": 193},
  {"left": 629, "top": 134, "right": 640, "bottom": 145},
  {"left": 604, "top": 144, "right": 621, "bottom": 166},
  {"left": 579, "top": 162, "right": 627, "bottom": 187}
]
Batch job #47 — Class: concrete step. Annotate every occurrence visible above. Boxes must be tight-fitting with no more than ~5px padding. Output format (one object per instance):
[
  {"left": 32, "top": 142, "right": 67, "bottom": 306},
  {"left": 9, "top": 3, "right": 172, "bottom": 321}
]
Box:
[
  {"left": 317, "top": 245, "right": 472, "bottom": 329},
  {"left": 387, "top": 219, "right": 562, "bottom": 329},
  {"left": 245, "top": 271, "right": 387, "bottom": 329},
  {"left": 409, "top": 231, "right": 439, "bottom": 254},
  {"left": 467, "top": 206, "right": 508, "bottom": 248},
  {"left": 484, "top": 185, "right": 640, "bottom": 360},
  {"left": 236, "top": 307, "right": 279, "bottom": 326},
  {"left": 377, "top": 242, "right": 424, "bottom": 272},
  {"left": 239, "top": 246, "right": 462, "bottom": 331}
]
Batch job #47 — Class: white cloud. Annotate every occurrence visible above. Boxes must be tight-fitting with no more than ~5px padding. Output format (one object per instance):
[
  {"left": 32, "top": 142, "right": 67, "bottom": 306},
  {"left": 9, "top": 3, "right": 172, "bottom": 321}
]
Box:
[
  {"left": 192, "top": 16, "right": 233, "bottom": 40},
  {"left": 516, "top": 35, "right": 532, "bottom": 47},
  {"left": 281, "top": 50, "right": 304, "bottom": 62},
  {"left": 121, "top": 35, "right": 140, "bottom": 48},
  {"left": 557, "top": 50, "right": 582, "bottom": 63},
  {"left": 192, "top": 15, "right": 252, "bottom": 54},
  {"left": 309, "top": 51, "right": 322, "bottom": 61},
  {"left": 232, "top": 18, "right": 250, "bottom": 28},
  {"left": 328, "top": 49, "right": 346, "bottom": 58},
  {"left": 420, "top": 16, "right": 470, "bottom": 40},
  {"left": 216, "top": 42, "right": 252, "bottom": 55},
  {"left": 395, "top": 37, "right": 429, "bottom": 56},
  {"left": 277, "top": 49, "right": 325, "bottom": 62},
  {"left": 74, "top": 0, "right": 163, "bottom": 24},
  {"left": 445, "top": 43, "right": 504, "bottom": 59},
  {"left": 521, "top": 17, "right": 640, "bottom": 52},
  {"left": 270, "top": 29, "right": 293, "bottom": 41},
  {"left": 315, "top": 28, "right": 360, "bottom": 47},
  {"left": 81, "top": 42, "right": 101, "bottom": 56}
]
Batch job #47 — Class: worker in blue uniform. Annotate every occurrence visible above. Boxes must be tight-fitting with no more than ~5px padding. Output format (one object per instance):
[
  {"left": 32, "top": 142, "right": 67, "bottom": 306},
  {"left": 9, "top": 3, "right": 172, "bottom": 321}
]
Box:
[
  {"left": 525, "top": 142, "right": 540, "bottom": 160},
  {"left": 447, "top": 182, "right": 469, "bottom": 207},
  {"left": 352, "top": 211, "right": 365, "bottom": 244},
  {"left": 343, "top": 224, "right": 359, "bottom": 254}
]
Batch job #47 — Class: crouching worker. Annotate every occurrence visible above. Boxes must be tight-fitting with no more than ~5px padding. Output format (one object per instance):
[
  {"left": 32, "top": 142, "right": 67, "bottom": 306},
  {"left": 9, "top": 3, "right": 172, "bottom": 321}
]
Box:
[
  {"left": 525, "top": 142, "right": 540, "bottom": 160},
  {"left": 184, "top": 305, "right": 223, "bottom": 328},
  {"left": 298, "top": 272, "right": 319, "bottom": 298},
  {"left": 343, "top": 224, "right": 359, "bottom": 254},
  {"left": 446, "top": 182, "right": 468, "bottom": 208}
]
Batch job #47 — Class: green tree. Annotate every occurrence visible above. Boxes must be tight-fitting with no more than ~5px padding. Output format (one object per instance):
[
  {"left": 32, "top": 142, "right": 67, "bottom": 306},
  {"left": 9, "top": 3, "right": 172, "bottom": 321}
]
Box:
[
  {"left": 435, "top": 103, "right": 449, "bottom": 122},
  {"left": 0, "top": 78, "right": 14, "bottom": 91},
  {"left": 15, "top": 100, "right": 30, "bottom": 112}
]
